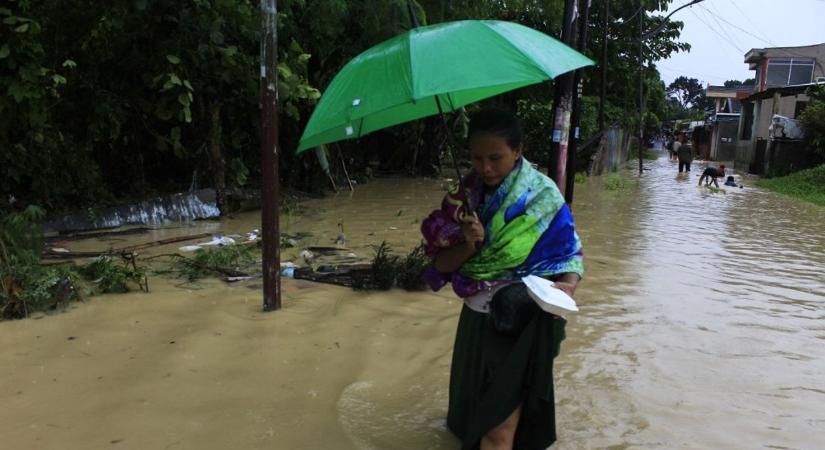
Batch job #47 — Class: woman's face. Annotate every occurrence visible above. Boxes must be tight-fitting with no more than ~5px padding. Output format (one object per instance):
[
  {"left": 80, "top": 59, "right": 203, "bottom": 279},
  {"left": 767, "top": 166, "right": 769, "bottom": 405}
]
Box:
[{"left": 468, "top": 132, "right": 523, "bottom": 188}]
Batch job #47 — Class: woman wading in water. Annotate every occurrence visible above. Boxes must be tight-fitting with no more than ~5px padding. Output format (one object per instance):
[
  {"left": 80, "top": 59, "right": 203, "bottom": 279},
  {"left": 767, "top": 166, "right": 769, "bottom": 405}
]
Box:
[{"left": 422, "top": 109, "right": 584, "bottom": 449}]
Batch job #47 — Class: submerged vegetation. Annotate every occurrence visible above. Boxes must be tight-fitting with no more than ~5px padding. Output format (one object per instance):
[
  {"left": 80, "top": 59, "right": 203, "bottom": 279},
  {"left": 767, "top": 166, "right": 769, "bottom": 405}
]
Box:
[
  {"left": 602, "top": 173, "right": 636, "bottom": 191},
  {"left": 173, "top": 245, "right": 258, "bottom": 281},
  {"left": 756, "top": 164, "right": 825, "bottom": 207},
  {"left": 1, "top": 207, "right": 148, "bottom": 319},
  {"left": 353, "top": 241, "right": 428, "bottom": 291}
]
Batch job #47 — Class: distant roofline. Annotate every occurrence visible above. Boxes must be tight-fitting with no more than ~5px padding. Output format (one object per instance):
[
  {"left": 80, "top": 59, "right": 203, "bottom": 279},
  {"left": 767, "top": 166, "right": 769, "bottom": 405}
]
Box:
[
  {"left": 706, "top": 85, "right": 753, "bottom": 92},
  {"left": 744, "top": 81, "right": 822, "bottom": 101},
  {"left": 744, "top": 43, "right": 825, "bottom": 64},
  {"left": 706, "top": 85, "right": 753, "bottom": 99}
]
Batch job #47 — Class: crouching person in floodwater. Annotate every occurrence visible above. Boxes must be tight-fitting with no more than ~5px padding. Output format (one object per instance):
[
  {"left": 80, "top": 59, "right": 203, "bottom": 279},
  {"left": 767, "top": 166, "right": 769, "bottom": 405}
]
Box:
[
  {"left": 421, "top": 109, "right": 584, "bottom": 450},
  {"left": 698, "top": 164, "right": 726, "bottom": 188}
]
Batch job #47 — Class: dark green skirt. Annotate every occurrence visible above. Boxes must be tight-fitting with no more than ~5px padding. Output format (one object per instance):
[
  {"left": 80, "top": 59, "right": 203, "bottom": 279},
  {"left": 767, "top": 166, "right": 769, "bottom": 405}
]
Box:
[{"left": 447, "top": 304, "right": 566, "bottom": 450}]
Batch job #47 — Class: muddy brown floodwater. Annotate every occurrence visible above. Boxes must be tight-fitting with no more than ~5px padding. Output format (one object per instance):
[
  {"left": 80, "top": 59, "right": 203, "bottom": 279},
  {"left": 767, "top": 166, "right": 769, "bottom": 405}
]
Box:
[{"left": 2, "top": 154, "right": 824, "bottom": 449}]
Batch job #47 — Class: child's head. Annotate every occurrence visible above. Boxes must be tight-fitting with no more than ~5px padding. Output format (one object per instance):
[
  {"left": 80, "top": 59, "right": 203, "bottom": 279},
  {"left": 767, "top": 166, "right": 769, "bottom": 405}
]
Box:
[
  {"left": 467, "top": 109, "right": 524, "bottom": 187},
  {"left": 468, "top": 108, "right": 524, "bottom": 149}
]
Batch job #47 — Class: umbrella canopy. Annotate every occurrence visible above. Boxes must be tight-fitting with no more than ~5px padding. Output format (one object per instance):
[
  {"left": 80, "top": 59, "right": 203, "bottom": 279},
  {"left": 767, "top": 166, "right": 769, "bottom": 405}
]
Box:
[{"left": 296, "top": 20, "right": 594, "bottom": 153}]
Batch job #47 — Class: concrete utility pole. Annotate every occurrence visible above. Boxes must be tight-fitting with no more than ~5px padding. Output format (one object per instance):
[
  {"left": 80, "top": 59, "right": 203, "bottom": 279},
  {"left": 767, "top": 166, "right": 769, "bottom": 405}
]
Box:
[
  {"left": 549, "top": 0, "right": 579, "bottom": 195},
  {"left": 565, "top": 0, "right": 592, "bottom": 205},
  {"left": 261, "top": 0, "right": 281, "bottom": 311}
]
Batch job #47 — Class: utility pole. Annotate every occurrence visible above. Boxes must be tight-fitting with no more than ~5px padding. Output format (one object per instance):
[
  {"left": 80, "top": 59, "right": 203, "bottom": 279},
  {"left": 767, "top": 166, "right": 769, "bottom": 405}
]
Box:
[
  {"left": 549, "top": 0, "right": 578, "bottom": 195},
  {"left": 638, "top": 0, "right": 644, "bottom": 175},
  {"left": 635, "top": 0, "right": 705, "bottom": 175},
  {"left": 261, "top": 0, "right": 281, "bottom": 311},
  {"left": 565, "top": 0, "right": 592, "bottom": 205},
  {"left": 598, "top": 0, "right": 609, "bottom": 131}
]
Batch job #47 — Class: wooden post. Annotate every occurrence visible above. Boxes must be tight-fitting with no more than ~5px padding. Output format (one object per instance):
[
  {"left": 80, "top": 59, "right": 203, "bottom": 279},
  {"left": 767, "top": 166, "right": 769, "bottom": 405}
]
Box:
[{"left": 261, "top": 0, "right": 281, "bottom": 311}]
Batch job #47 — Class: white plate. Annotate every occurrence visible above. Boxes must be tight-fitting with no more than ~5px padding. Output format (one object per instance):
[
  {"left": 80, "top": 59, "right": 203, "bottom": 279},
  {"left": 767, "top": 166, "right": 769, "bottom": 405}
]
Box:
[{"left": 522, "top": 275, "right": 579, "bottom": 317}]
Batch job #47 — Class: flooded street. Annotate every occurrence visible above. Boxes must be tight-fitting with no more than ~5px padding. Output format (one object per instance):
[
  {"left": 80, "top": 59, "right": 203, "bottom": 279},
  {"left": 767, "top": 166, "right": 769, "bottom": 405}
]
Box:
[{"left": 2, "top": 152, "right": 825, "bottom": 449}]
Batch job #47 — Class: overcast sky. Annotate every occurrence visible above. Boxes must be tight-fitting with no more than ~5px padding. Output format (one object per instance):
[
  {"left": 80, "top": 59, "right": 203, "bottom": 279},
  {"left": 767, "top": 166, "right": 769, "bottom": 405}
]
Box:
[{"left": 656, "top": 0, "right": 825, "bottom": 87}]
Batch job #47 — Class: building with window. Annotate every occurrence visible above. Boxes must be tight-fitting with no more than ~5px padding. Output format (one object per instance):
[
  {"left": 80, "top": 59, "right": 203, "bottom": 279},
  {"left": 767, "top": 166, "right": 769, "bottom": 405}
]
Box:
[{"left": 735, "top": 43, "right": 825, "bottom": 174}]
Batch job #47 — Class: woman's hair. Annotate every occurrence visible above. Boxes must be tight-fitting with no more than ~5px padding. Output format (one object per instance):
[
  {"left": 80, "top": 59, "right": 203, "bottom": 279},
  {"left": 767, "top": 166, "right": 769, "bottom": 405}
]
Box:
[{"left": 468, "top": 108, "right": 523, "bottom": 149}]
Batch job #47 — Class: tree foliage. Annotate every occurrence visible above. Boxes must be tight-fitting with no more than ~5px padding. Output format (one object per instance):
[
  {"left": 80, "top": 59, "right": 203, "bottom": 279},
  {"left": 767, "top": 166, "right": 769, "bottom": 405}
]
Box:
[
  {"left": 666, "top": 75, "right": 712, "bottom": 111},
  {"left": 799, "top": 86, "right": 825, "bottom": 157},
  {"left": 1, "top": 0, "right": 691, "bottom": 211}
]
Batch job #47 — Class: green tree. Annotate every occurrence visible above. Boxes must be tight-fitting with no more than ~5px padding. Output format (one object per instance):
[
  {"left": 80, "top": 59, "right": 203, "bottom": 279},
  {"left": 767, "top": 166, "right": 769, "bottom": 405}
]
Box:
[
  {"left": 667, "top": 75, "right": 712, "bottom": 111},
  {"left": 799, "top": 86, "right": 825, "bottom": 157}
]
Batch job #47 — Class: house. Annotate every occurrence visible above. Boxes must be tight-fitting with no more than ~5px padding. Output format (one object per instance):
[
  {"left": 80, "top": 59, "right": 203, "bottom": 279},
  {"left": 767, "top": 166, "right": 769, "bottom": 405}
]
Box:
[
  {"left": 705, "top": 84, "right": 752, "bottom": 161},
  {"left": 735, "top": 43, "right": 825, "bottom": 174}
]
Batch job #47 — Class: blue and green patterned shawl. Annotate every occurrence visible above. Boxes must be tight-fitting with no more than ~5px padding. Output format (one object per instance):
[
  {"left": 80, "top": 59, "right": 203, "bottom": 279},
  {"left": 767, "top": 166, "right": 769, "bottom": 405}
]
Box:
[{"left": 421, "top": 158, "right": 583, "bottom": 297}]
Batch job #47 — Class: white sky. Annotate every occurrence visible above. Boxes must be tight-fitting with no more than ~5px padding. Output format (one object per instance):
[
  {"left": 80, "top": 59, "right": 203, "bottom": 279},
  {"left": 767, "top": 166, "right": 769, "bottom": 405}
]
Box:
[{"left": 657, "top": 0, "right": 825, "bottom": 87}]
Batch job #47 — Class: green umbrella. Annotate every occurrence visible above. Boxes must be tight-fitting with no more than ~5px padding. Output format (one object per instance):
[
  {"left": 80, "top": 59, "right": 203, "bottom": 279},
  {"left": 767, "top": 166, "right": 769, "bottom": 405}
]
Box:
[{"left": 296, "top": 19, "right": 594, "bottom": 153}]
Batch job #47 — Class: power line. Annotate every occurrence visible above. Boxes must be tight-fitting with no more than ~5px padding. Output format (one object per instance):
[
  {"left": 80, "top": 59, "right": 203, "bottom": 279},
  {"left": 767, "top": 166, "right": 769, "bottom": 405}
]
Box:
[
  {"left": 657, "top": 63, "right": 733, "bottom": 83},
  {"left": 686, "top": 7, "right": 743, "bottom": 58},
  {"left": 698, "top": 4, "right": 744, "bottom": 53},
  {"left": 706, "top": 7, "right": 778, "bottom": 47},
  {"left": 705, "top": 6, "right": 825, "bottom": 75},
  {"left": 701, "top": 3, "right": 746, "bottom": 52},
  {"left": 729, "top": 0, "right": 770, "bottom": 41}
]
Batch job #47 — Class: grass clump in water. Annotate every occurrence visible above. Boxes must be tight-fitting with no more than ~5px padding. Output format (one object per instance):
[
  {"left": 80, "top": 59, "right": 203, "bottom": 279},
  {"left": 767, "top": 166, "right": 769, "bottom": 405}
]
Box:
[
  {"left": 353, "top": 241, "right": 398, "bottom": 291},
  {"left": 602, "top": 173, "right": 634, "bottom": 191},
  {"left": 755, "top": 164, "right": 825, "bottom": 207},
  {"left": 352, "top": 241, "right": 428, "bottom": 291},
  {"left": 175, "top": 245, "right": 257, "bottom": 281},
  {"left": 396, "top": 244, "right": 428, "bottom": 291},
  {"left": 630, "top": 146, "right": 658, "bottom": 161}
]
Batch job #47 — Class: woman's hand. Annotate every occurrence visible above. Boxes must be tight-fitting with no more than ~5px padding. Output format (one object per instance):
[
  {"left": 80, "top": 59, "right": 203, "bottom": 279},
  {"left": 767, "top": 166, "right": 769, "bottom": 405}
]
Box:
[
  {"left": 553, "top": 282, "right": 576, "bottom": 298},
  {"left": 459, "top": 212, "right": 485, "bottom": 248},
  {"left": 553, "top": 272, "right": 580, "bottom": 298}
]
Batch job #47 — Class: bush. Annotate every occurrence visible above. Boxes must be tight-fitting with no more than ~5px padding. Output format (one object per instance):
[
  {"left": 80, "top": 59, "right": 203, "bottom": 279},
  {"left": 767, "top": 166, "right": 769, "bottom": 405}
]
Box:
[
  {"left": 80, "top": 256, "right": 147, "bottom": 294},
  {"left": 1, "top": 207, "right": 150, "bottom": 319},
  {"left": 1, "top": 206, "right": 81, "bottom": 318},
  {"left": 756, "top": 164, "right": 825, "bottom": 207},
  {"left": 799, "top": 86, "right": 825, "bottom": 157}
]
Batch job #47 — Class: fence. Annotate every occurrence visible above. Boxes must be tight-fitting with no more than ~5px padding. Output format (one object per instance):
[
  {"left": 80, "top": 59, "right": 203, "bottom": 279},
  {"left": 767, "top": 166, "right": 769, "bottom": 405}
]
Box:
[{"left": 588, "top": 126, "right": 632, "bottom": 175}]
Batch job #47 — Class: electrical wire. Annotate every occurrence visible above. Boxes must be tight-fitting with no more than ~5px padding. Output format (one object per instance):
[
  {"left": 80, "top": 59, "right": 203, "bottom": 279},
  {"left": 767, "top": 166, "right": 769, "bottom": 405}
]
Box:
[
  {"left": 701, "top": 3, "right": 746, "bottom": 52},
  {"left": 657, "top": 63, "right": 733, "bottom": 83},
  {"left": 703, "top": 5, "right": 825, "bottom": 76},
  {"left": 686, "top": 7, "right": 744, "bottom": 57}
]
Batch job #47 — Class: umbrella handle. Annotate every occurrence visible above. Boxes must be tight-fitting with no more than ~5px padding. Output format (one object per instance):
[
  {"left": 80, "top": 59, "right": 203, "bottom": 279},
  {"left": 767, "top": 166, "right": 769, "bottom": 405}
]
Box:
[
  {"left": 434, "top": 96, "right": 473, "bottom": 217},
  {"left": 434, "top": 97, "right": 481, "bottom": 251}
]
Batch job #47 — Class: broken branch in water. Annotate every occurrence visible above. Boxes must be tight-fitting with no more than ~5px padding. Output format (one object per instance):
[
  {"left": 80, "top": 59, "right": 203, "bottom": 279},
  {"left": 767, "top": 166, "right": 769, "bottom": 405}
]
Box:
[{"left": 41, "top": 233, "right": 213, "bottom": 259}]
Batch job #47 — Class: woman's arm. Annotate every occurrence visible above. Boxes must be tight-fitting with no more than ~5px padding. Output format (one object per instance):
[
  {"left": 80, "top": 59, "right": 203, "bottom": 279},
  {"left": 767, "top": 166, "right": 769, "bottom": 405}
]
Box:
[
  {"left": 432, "top": 241, "right": 477, "bottom": 273},
  {"left": 432, "top": 213, "right": 484, "bottom": 273}
]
